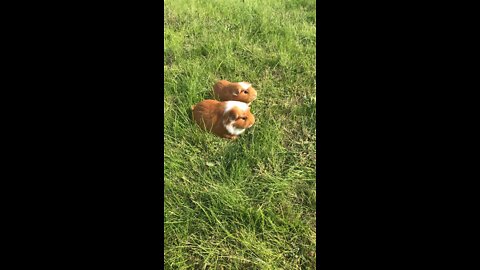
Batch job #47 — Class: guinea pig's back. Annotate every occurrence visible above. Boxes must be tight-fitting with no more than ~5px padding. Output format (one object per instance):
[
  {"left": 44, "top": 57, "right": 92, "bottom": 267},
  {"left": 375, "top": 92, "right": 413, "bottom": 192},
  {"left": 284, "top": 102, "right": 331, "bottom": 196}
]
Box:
[
  {"left": 213, "top": 80, "right": 231, "bottom": 100},
  {"left": 192, "top": 99, "right": 222, "bottom": 130},
  {"left": 213, "top": 80, "right": 230, "bottom": 92}
]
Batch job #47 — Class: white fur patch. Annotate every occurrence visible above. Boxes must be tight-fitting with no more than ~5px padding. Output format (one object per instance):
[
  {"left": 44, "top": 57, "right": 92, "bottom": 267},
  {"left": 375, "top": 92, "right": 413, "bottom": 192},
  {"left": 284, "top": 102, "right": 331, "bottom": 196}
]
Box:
[
  {"left": 223, "top": 101, "right": 249, "bottom": 114},
  {"left": 239, "top": 82, "right": 251, "bottom": 90},
  {"left": 225, "top": 123, "right": 246, "bottom": 135}
]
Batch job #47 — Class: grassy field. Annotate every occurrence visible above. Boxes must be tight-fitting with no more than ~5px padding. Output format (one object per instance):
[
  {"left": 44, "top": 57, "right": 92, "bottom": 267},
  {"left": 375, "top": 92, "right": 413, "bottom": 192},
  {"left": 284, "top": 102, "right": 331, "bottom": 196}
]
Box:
[{"left": 164, "top": 0, "right": 316, "bottom": 268}]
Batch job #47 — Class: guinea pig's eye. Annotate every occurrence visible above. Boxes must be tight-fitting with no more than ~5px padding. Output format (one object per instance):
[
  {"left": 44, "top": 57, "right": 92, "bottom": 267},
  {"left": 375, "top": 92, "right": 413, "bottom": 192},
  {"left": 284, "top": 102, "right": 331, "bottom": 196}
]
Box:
[
  {"left": 244, "top": 90, "right": 249, "bottom": 94},
  {"left": 241, "top": 117, "right": 247, "bottom": 120}
]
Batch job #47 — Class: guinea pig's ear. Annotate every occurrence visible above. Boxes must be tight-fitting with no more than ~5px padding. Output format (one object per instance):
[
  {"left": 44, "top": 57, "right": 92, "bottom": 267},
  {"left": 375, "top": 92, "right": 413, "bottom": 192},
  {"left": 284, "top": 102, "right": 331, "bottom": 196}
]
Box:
[
  {"left": 228, "top": 110, "right": 239, "bottom": 121},
  {"left": 231, "top": 86, "right": 241, "bottom": 96}
]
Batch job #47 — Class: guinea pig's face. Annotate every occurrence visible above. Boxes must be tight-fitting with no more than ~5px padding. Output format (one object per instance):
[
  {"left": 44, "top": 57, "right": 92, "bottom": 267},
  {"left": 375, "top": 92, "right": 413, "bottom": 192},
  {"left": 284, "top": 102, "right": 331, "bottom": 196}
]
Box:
[
  {"left": 227, "top": 82, "right": 258, "bottom": 103},
  {"left": 225, "top": 106, "right": 255, "bottom": 129}
]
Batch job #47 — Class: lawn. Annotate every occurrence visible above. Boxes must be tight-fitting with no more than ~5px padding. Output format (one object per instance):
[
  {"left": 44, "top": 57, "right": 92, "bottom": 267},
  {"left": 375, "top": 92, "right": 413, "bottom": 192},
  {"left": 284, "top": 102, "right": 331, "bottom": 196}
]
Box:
[{"left": 164, "top": 0, "right": 316, "bottom": 268}]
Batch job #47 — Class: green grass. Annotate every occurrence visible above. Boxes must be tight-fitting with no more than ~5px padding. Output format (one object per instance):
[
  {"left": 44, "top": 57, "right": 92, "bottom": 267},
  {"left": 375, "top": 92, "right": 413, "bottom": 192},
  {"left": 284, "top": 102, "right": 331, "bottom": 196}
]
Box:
[{"left": 164, "top": 0, "right": 316, "bottom": 269}]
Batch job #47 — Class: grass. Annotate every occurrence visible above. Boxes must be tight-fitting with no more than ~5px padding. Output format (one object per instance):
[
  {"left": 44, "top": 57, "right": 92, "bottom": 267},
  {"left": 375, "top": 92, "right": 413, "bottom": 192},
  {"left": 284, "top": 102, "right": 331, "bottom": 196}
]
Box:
[{"left": 164, "top": 0, "right": 316, "bottom": 269}]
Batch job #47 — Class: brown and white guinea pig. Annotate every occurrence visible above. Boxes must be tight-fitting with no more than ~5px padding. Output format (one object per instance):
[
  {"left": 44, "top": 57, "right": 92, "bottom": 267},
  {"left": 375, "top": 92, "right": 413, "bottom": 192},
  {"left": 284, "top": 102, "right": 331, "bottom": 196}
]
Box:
[
  {"left": 191, "top": 99, "right": 255, "bottom": 139},
  {"left": 213, "top": 80, "right": 257, "bottom": 104}
]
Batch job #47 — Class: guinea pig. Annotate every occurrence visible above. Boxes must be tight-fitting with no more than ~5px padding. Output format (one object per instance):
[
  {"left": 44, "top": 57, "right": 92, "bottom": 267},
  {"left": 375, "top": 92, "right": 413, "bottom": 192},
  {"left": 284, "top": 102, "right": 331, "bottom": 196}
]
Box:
[
  {"left": 213, "top": 80, "right": 257, "bottom": 104},
  {"left": 191, "top": 99, "right": 255, "bottom": 139}
]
